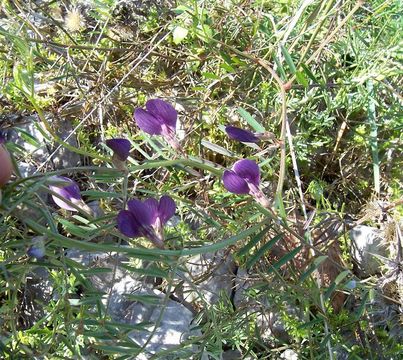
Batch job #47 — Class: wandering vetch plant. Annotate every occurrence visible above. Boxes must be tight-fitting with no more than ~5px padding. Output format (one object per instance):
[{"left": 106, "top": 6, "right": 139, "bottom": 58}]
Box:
[
  {"left": 48, "top": 176, "right": 92, "bottom": 214},
  {"left": 225, "top": 125, "right": 276, "bottom": 143},
  {"left": 106, "top": 138, "right": 131, "bottom": 170},
  {"left": 117, "top": 195, "right": 176, "bottom": 249},
  {"left": 225, "top": 126, "right": 259, "bottom": 143},
  {"left": 27, "top": 236, "right": 46, "bottom": 259},
  {"left": 106, "top": 138, "right": 131, "bottom": 161},
  {"left": 222, "top": 159, "right": 270, "bottom": 208},
  {"left": 134, "top": 99, "right": 183, "bottom": 152}
]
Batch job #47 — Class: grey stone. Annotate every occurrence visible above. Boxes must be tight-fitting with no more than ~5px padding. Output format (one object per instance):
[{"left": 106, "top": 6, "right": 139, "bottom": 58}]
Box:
[
  {"left": 127, "top": 290, "right": 198, "bottom": 356},
  {"left": 7, "top": 115, "right": 80, "bottom": 174},
  {"left": 280, "top": 349, "right": 298, "bottom": 360},
  {"left": 19, "top": 267, "right": 53, "bottom": 329},
  {"left": 51, "top": 118, "right": 81, "bottom": 169},
  {"left": 18, "top": 162, "right": 38, "bottom": 178},
  {"left": 222, "top": 349, "right": 243, "bottom": 359},
  {"left": 350, "top": 225, "right": 388, "bottom": 276},
  {"left": 65, "top": 250, "right": 202, "bottom": 357},
  {"left": 8, "top": 116, "right": 50, "bottom": 164}
]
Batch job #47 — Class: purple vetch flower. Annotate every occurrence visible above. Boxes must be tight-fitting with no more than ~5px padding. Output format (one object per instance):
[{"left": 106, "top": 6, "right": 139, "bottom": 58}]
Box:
[
  {"left": 48, "top": 176, "right": 91, "bottom": 213},
  {"left": 27, "top": 236, "right": 46, "bottom": 259},
  {"left": 117, "top": 195, "right": 176, "bottom": 249},
  {"left": 27, "top": 246, "right": 45, "bottom": 259},
  {"left": 106, "top": 138, "right": 131, "bottom": 161},
  {"left": 225, "top": 125, "right": 276, "bottom": 144},
  {"left": 225, "top": 126, "right": 259, "bottom": 143},
  {"left": 134, "top": 99, "right": 182, "bottom": 152},
  {"left": 222, "top": 159, "right": 270, "bottom": 207}
]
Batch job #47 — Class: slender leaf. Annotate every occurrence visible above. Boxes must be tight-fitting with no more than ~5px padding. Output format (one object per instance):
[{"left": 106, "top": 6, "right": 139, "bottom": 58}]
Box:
[
  {"left": 281, "top": 45, "right": 297, "bottom": 74},
  {"left": 237, "top": 107, "right": 266, "bottom": 132},
  {"left": 245, "top": 233, "right": 284, "bottom": 269},
  {"left": 267, "top": 245, "right": 302, "bottom": 274}
]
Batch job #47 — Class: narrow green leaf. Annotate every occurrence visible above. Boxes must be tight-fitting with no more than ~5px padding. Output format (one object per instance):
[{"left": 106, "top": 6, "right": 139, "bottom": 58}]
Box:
[
  {"left": 273, "top": 55, "right": 287, "bottom": 81},
  {"left": 82, "top": 190, "right": 121, "bottom": 199},
  {"left": 301, "top": 63, "right": 318, "bottom": 83},
  {"left": 237, "top": 226, "right": 271, "bottom": 257},
  {"left": 281, "top": 45, "right": 297, "bottom": 75},
  {"left": 202, "top": 72, "right": 221, "bottom": 80},
  {"left": 297, "top": 317, "right": 323, "bottom": 330},
  {"left": 354, "top": 291, "right": 369, "bottom": 320},
  {"left": 237, "top": 107, "right": 266, "bottom": 132},
  {"left": 298, "top": 255, "right": 328, "bottom": 284},
  {"left": 124, "top": 294, "right": 161, "bottom": 305},
  {"left": 201, "top": 140, "right": 235, "bottom": 157},
  {"left": 25, "top": 219, "right": 263, "bottom": 258},
  {"left": 334, "top": 270, "right": 350, "bottom": 285},
  {"left": 93, "top": 344, "right": 141, "bottom": 354},
  {"left": 246, "top": 233, "right": 284, "bottom": 269},
  {"left": 295, "top": 70, "right": 309, "bottom": 87},
  {"left": 367, "top": 79, "right": 380, "bottom": 195},
  {"left": 267, "top": 245, "right": 302, "bottom": 274},
  {"left": 323, "top": 282, "right": 337, "bottom": 301},
  {"left": 220, "top": 63, "right": 235, "bottom": 72}
]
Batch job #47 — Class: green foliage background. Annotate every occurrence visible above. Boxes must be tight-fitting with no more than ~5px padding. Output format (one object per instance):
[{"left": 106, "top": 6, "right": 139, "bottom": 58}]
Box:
[{"left": 0, "top": 0, "right": 401, "bottom": 359}]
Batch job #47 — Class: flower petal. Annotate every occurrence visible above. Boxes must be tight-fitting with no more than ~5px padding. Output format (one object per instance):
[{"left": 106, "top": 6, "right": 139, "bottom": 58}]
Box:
[
  {"left": 117, "top": 210, "right": 141, "bottom": 238},
  {"left": 233, "top": 159, "right": 260, "bottom": 186},
  {"left": 49, "top": 176, "right": 82, "bottom": 211},
  {"left": 146, "top": 99, "right": 177, "bottom": 130},
  {"left": 225, "top": 126, "right": 259, "bottom": 143},
  {"left": 144, "top": 198, "right": 159, "bottom": 225},
  {"left": 158, "top": 195, "right": 176, "bottom": 224},
  {"left": 134, "top": 109, "right": 162, "bottom": 135},
  {"left": 222, "top": 170, "right": 249, "bottom": 194},
  {"left": 127, "top": 199, "right": 153, "bottom": 227},
  {"left": 106, "top": 138, "right": 131, "bottom": 161},
  {"left": 27, "top": 246, "right": 45, "bottom": 259}
]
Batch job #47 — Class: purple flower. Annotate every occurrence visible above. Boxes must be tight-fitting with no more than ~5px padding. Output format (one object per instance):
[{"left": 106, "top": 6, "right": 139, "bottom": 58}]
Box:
[
  {"left": 106, "top": 138, "right": 131, "bottom": 161},
  {"left": 222, "top": 159, "right": 270, "bottom": 207},
  {"left": 27, "top": 236, "right": 46, "bottom": 259},
  {"left": 48, "top": 176, "right": 89, "bottom": 212},
  {"left": 223, "top": 159, "right": 260, "bottom": 194},
  {"left": 134, "top": 99, "right": 182, "bottom": 151},
  {"left": 27, "top": 246, "right": 45, "bottom": 259},
  {"left": 225, "top": 126, "right": 259, "bottom": 143},
  {"left": 117, "top": 195, "right": 176, "bottom": 248}
]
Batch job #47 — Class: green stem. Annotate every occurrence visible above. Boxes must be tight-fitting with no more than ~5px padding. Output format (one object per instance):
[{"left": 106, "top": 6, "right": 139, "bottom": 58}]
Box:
[{"left": 367, "top": 79, "right": 380, "bottom": 195}]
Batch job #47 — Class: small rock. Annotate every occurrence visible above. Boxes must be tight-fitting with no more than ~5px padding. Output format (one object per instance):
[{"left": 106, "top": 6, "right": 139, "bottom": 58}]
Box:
[
  {"left": 7, "top": 115, "right": 81, "bottom": 173},
  {"left": 51, "top": 118, "right": 81, "bottom": 169},
  {"left": 222, "top": 349, "right": 243, "bottom": 359},
  {"left": 65, "top": 250, "right": 202, "bottom": 357},
  {"left": 350, "top": 225, "right": 388, "bottom": 276},
  {"left": 280, "top": 349, "right": 298, "bottom": 360},
  {"left": 8, "top": 116, "right": 50, "bottom": 164},
  {"left": 18, "top": 162, "right": 38, "bottom": 178},
  {"left": 20, "top": 267, "right": 53, "bottom": 328},
  {"left": 127, "top": 291, "right": 198, "bottom": 356}
]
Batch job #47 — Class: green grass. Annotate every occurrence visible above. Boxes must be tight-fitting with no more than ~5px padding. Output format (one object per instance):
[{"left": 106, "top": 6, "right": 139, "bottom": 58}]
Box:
[{"left": 0, "top": 0, "right": 402, "bottom": 358}]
